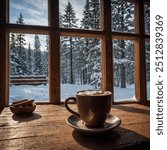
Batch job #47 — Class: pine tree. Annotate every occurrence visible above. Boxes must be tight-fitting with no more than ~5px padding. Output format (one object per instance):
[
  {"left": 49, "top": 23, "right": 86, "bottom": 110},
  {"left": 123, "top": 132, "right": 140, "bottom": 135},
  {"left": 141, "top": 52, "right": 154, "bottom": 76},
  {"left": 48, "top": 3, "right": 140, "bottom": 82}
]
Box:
[
  {"left": 145, "top": 5, "right": 150, "bottom": 82},
  {"left": 81, "top": 0, "right": 100, "bottom": 30},
  {"left": 112, "top": 0, "right": 134, "bottom": 88},
  {"left": 80, "top": 0, "right": 92, "bottom": 84},
  {"left": 144, "top": 5, "right": 150, "bottom": 34},
  {"left": 34, "top": 35, "right": 42, "bottom": 75},
  {"left": 145, "top": 42, "right": 150, "bottom": 82},
  {"left": 89, "top": 0, "right": 101, "bottom": 88},
  {"left": 16, "top": 13, "right": 26, "bottom": 56},
  {"left": 80, "top": 0, "right": 101, "bottom": 88},
  {"left": 81, "top": 0, "right": 91, "bottom": 30},
  {"left": 88, "top": 38, "right": 101, "bottom": 88},
  {"left": 10, "top": 33, "right": 16, "bottom": 50},
  {"left": 61, "top": 1, "right": 79, "bottom": 84},
  {"left": 10, "top": 33, "right": 17, "bottom": 75},
  {"left": 12, "top": 13, "right": 28, "bottom": 75},
  {"left": 59, "top": 13, "right": 63, "bottom": 28},
  {"left": 27, "top": 42, "right": 32, "bottom": 75},
  {"left": 89, "top": 0, "right": 100, "bottom": 30},
  {"left": 62, "top": 1, "right": 78, "bottom": 29},
  {"left": 112, "top": 0, "right": 134, "bottom": 32},
  {"left": 43, "top": 35, "right": 49, "bottom": 76}
]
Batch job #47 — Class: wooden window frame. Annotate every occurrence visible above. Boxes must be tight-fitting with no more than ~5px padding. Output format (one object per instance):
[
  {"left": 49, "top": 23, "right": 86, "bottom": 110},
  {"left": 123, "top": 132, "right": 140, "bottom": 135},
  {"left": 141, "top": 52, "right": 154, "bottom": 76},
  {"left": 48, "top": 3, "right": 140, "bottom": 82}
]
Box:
[{"left": 0, "top": 0, "right": 150, "bottom": 109}]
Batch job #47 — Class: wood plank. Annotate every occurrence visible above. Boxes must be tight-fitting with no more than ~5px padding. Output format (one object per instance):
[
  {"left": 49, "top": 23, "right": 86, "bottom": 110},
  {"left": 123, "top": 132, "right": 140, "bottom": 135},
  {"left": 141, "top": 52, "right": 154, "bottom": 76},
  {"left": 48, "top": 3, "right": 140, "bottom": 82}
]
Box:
[
  {"left": 112, "top": 32, "right": 138, "bottom": 40},
  {"left": 60, "top": 28, "right": 103, "bottom": 38},
  {"left": 0, "top": 104, "right": 150, "bottom": 149},
  {"left": 6, "top": 24, "right": 50, "bottom": 34},
  {"left": 134, "top": 0, "right": 148, "bottom": 104},
  {"left": 113, "top": 32, "right": 149, "bottom": 40}
]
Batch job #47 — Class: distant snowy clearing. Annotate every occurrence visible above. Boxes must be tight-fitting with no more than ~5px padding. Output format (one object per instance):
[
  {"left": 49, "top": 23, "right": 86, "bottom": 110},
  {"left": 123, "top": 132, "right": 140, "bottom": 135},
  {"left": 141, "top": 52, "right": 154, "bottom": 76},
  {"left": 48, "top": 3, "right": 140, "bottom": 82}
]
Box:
[{"left": 9, "top": 83, "right": 149, "bottom": 103}]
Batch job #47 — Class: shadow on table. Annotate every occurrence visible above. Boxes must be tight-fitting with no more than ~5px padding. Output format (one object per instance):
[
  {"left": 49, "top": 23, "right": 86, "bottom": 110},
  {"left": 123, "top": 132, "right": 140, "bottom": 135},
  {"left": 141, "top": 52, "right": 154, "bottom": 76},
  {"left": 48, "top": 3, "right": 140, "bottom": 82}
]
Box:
[
  {"left": 12, "top": 112, "right": 42, "bottom": 123},
  {"left": 72, "top": 127, "right": 150, "bottom": 150},
  {"left": 112, "top": 105, "right": 149, "bottom": 115}
]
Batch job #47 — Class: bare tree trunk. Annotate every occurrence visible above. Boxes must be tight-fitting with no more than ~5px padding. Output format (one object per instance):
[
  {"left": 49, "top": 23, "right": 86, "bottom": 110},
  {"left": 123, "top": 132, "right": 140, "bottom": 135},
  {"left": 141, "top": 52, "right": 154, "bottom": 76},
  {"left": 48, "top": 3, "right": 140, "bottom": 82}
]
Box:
[
  {"left": 70, "top": 37, "right": 74, "bottom": 84},
  {"left": 120, "top": 64, "right": 126, "bottom": 88},
  {"left": 120, "top": 3, "right": 126, "bottom": 88}
]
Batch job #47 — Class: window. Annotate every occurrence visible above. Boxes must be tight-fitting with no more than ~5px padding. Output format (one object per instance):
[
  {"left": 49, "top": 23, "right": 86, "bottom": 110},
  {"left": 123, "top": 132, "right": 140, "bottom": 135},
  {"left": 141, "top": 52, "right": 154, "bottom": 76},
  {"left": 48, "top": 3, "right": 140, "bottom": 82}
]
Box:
[
  {"left": 60, "top": 36, "right": 102, "bottom": 101},
  {"left": 113, "top": 39, "right": 135, "bottom": 101},
  {"left": 59, "top": 0, "right": 101, "bottom": 30},
  {"left": 9, "top": 33, "right": 49, "bottom": 103},
  {"left": 0, "top": 0, "right": 150, "bottom": 107}
]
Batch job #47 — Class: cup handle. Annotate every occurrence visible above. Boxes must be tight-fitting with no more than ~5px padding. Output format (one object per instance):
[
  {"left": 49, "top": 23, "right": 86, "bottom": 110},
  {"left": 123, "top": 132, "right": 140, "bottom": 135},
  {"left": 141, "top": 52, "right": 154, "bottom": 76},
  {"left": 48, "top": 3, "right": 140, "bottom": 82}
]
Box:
[{"left": 65, "top": 97, "right": 80, "bottom": 117}]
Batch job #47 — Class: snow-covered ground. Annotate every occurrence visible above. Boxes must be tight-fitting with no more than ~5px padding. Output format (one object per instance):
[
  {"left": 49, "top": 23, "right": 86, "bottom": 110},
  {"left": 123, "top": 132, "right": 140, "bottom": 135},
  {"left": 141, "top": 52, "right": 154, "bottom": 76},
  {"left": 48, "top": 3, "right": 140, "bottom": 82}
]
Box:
[
  {"left": 9, "top": 84, "right": 49, "bottom": 102},
  {"left": 9, "top": 83, "right": 150, "bottom": 103}
]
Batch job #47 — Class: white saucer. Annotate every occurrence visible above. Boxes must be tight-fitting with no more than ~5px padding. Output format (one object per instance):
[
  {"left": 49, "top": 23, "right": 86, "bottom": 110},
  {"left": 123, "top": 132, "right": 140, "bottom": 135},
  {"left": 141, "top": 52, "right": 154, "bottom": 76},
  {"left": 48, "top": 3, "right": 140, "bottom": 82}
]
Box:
[{"left": 66, "top": 114, "right": 121, "bottom": 135}]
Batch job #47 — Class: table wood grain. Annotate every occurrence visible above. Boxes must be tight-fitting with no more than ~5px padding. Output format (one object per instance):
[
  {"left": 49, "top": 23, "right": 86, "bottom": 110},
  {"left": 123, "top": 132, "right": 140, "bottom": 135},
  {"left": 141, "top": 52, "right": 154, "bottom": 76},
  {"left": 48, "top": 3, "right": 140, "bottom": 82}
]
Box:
[{"left": 0, "top": 104, "right": 150, "bottom": 150}]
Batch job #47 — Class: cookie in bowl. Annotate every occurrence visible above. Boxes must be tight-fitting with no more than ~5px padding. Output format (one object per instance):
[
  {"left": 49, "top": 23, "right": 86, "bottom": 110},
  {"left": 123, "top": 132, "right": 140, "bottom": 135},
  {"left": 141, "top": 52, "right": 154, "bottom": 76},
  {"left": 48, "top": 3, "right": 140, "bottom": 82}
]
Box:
[{"left": 10, "top": 99, "right": 36, "bottom": 115}]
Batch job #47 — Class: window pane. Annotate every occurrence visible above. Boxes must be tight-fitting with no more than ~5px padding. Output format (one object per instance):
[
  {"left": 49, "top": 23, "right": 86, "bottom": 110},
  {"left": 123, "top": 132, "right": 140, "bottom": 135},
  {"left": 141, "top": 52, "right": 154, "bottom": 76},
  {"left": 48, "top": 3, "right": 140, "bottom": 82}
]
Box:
[
  {"left": 113, "top": 39, "right": 135, "bottom": 101},
  {"left": 111, "top": 0, "right": 135, "bottom": 33},
  {"left": 59, "top": 0, "right": 100, "bottom": 30},
  {"left": 9, "top": 33, "right": 49, "bottom": 102},
  {"left": 60, "top": 36, "right": 102, "bottom": 101},
  {"left": 144, "top": 4, "right": 150, "bottom": 35},
  {"left": 145, "top": 41, "right": 150, "bottom": 100},
  {"left": 10, "top": 0, "right": 48, "bottom": 26}
]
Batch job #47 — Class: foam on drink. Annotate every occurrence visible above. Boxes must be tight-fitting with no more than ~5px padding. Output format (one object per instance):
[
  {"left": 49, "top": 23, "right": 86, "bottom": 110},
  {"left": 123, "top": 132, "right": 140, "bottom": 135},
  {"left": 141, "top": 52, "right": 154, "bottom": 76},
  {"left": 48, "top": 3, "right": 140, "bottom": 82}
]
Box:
[{"left": 77, "top": 90, "right": 111, "bottom": 96}]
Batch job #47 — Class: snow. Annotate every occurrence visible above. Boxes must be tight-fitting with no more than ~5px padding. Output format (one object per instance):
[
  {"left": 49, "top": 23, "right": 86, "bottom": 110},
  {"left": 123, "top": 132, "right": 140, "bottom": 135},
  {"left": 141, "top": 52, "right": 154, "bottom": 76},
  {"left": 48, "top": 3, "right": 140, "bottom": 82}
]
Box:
[
  {"left": 9, "top": 83, "right": 151, "bottom": 103},
  {"left": 114, "top": 86, "right": 135, "bottom": 101},
  {"left": 61, "top": 84, "right": 95, "bottom": 101},
  {"left": 9, "top": 84, "right": 49, "bottom": 102}
]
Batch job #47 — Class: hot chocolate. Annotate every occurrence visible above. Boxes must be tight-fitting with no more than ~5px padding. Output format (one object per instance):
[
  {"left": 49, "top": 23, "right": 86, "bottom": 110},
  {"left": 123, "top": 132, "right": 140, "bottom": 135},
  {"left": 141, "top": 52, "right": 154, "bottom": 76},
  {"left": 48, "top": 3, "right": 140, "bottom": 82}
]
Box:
[{"left": 65, "top": 90, "right": 112, "bottom": 127}]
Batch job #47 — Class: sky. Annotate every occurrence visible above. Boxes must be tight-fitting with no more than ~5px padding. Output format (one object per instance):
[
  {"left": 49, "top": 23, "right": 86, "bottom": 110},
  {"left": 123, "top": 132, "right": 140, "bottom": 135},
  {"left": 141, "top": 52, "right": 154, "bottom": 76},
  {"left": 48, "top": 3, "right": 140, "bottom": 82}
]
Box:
[
  {"left": 10, "top": 0, "right": 48, "bottom": 26},
  {"left": 10, "top": 0, "right": 85, "bottom": 26},
  {"left": 10, "top": 0, "right": 86, "bottom": 51}
]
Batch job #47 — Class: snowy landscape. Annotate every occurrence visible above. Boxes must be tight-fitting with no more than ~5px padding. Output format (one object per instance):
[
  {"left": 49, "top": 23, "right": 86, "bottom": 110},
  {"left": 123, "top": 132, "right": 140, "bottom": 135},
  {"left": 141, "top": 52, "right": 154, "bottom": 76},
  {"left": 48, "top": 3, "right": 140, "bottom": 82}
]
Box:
[
  {"left": 9, "top": 83, "right": 150, "bottom": 103},
  {"left": 9, "top": 0, "right": 150, "bottom": 103}
]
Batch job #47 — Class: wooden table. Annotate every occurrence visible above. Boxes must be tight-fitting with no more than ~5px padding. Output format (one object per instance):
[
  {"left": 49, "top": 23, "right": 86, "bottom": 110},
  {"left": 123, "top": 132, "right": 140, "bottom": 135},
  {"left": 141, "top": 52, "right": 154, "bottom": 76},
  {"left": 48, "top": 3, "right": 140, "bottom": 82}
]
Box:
[{"left": 0, "top": 104, "right": 150, "bottom": 150}]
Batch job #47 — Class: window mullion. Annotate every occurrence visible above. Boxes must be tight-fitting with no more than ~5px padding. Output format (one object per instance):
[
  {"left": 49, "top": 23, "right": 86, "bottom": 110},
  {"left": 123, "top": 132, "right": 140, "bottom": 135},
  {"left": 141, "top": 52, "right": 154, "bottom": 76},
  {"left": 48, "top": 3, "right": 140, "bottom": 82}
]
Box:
[
  {"left": 101, "top": 0, "right": 114, "bottom": 102},
  {"left": 134, "top": 0, "right": 147, "bottom": 104},
  {"left": 0, "top": 0, "right": 9, "bottom": 108},
  {"left": 49, "top": 0, "right": 60, "bottom": 104}
]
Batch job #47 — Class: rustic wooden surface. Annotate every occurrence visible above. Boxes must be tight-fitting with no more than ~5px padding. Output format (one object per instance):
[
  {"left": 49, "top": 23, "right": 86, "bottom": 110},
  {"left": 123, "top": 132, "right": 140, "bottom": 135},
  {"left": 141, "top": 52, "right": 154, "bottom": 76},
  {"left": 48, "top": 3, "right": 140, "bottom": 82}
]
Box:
[{"left": 0, "top": 104, "right": 150, "bottom": 150}]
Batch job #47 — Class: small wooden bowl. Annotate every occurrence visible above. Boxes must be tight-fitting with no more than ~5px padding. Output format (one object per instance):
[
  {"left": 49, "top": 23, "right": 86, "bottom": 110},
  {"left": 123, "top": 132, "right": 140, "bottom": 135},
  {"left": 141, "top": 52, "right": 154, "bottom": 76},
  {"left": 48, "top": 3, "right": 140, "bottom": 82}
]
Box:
[{"left": 10, "top": 103, "right": 36, "bottom": 115}]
